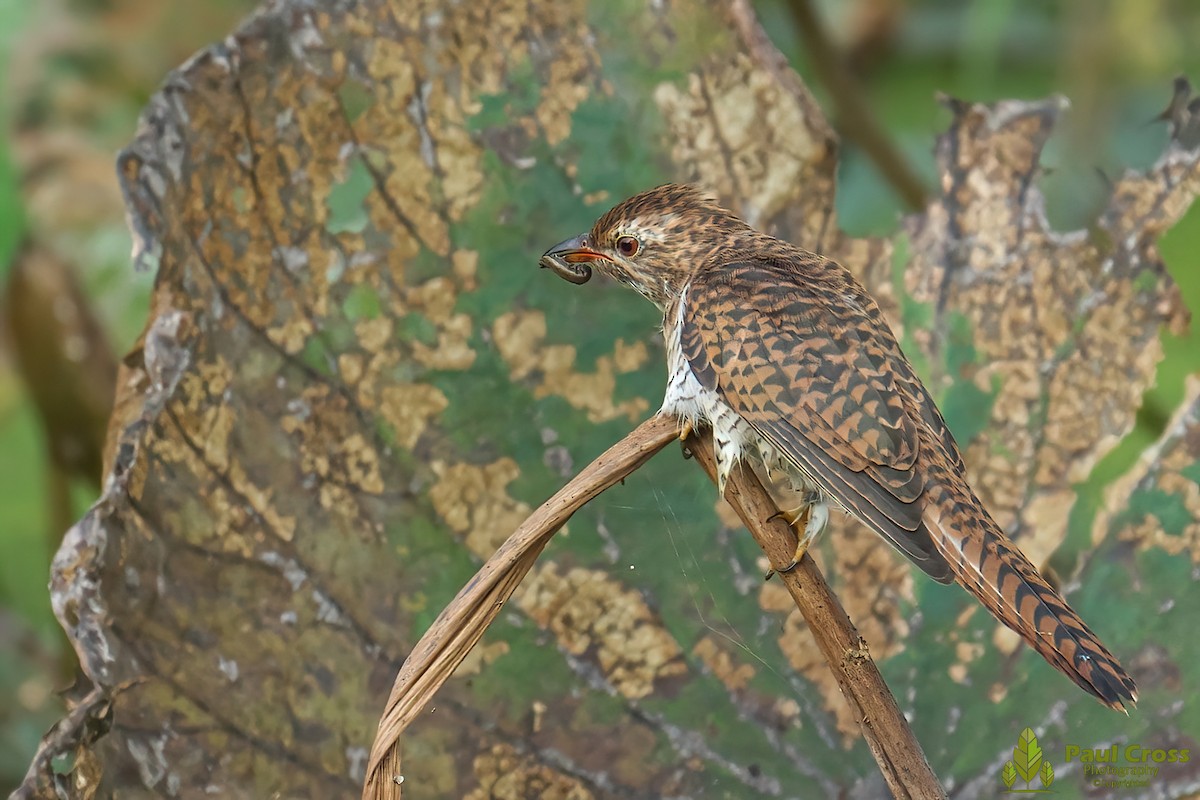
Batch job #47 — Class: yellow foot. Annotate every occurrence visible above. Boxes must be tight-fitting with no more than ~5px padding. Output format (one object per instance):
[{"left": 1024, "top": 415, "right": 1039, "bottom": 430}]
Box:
[
  {"left": 777, "top": 540, "right": 809, "bottom": 574},
  {"left": 767, "top": 505, "right": 808, "bottom": 527},
  {"left": 766, "top": 501, "right": 826, "bottom": 576},
  {"left": 763, "top": 542, "right": 808, "bottom": 580}
]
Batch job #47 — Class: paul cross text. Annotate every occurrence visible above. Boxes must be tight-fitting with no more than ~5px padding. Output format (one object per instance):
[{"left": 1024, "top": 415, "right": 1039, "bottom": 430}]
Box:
[{"left": 1065, "top": 745, "right": 1191, "bottom": 763}]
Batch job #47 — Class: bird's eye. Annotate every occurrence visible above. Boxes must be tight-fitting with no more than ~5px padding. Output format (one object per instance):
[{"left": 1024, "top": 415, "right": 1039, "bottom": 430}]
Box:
[{"left": 615, "top": 235, "right": 640, "bottom": 257}]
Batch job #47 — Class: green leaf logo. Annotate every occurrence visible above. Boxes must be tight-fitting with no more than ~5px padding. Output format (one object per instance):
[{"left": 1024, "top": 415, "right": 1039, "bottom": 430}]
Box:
[
  {"left": 999, "top": 727, "right": 1055, "bottom": 792},
  {"left": 1001, "top": 761, "right": 1017, "bottom": 789},
  {"left": 1040, "top": 760, "right": 1055, "bottom": 788},
  {"left": 1013, "top": 727, "right": 1043, "bottom": 784}
]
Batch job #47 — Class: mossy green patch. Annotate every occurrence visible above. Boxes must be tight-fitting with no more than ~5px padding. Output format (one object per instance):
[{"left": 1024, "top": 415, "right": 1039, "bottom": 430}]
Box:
[
  {"left": 466, "top": 616, "right": 579, "bottom": 718},
  {"left": 941, "top": 370, "right": 999, "bottom": 448},
  {"left": 402, "top": 245, "right": 446, "bottom": 286},
  {"left": 391, "top": 514, "right": 472, "bottom": 620},
  {"left": 325, "top": 158, "right": 373, "bottom": 235},
  {"left": 911, "top": 574, "right": 971, "bottom": 631},
  {"left": 1132, "top": 269, "right": 1159, "bottom": 294},
  {"left": 614, "top": 362, "right": 661, "bottom": 413},
  {"left": 466, "top": 62, "right": 541, "bottom": 134},
  {"left": 336, "top": 80, "right": 373, "bottom": 124},
  {"left": 1122, "top": 487, "right": 1191, "bottom": 537},
  {"left": 394, "top": 311, "right": 436, "bottom": 346},
  {"left": 231, "top": 185, "right": 249, "bottom": 214},
  {"left": 458, "top": 74, "right": 671, "bottom": 319},
  {"left": 1063, "top": 202, "right": 1200, "bottom": 559},
  {"left": 584, "top": 0, "right": 727, "bottom": 88},
  {"left": 642, "top": 672, "right": 848, "bottom": 792},
  {"left": 429, "top": 346, "right": 540, "bottom": 453},
  {"left": 937, "top": 312, "right": 999, "bottom": 445},
  {"left": 891, "top": 234, "right": 935, "bottom": 381},
  {"left": 990, "top": 440, "right": 1016, "bottom": 459},
  {"left": 298, "top": 334, "right": 338, "bottom": 378},
  {"left": 341, "top": 282, "right": 381, "bottom": 321},
  {"left": 451, "top": 152, "right": 590, "bottom": 321},
  {"left": 560, "top": 97, "right": 669, "bottom": 194},
  {"left": 943, "top": 312, "right": 977, "bottom": 376}
]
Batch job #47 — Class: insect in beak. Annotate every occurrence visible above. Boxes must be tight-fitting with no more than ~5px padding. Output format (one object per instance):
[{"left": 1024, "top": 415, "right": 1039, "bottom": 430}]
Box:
[{"left": 539, "top": 234, "right": 610, "bottom": 285}]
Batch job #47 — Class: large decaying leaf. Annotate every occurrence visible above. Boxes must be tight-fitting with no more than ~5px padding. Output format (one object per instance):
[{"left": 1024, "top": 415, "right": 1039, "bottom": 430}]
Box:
[{"left": 20, "top": 0, "right": 1200, "bottom": 797}]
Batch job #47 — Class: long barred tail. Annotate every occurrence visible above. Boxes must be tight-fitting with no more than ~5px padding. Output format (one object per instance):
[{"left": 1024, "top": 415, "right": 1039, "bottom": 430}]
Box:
[{"left": 924, "top": 483, "right": 1137, "bottom": 710}]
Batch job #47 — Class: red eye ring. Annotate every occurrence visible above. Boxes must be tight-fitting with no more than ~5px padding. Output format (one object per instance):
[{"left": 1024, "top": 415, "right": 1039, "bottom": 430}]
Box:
[{"left": 616, "top": 235, "right": 640, "bottom": 257}]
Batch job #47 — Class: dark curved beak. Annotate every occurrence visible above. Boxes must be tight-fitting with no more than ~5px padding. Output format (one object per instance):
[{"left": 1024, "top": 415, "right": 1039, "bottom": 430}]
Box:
[{"left": 539, "top": 234, "right": 609, "bottom": 285}]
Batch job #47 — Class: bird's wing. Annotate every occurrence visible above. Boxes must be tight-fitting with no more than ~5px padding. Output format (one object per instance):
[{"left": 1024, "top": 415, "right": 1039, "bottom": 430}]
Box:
[
  {"left": 680, "top": 257, "right": 1137, "bottom": 709},
  {"left": 680, "top": 257, "right": 955, "bottom": 582}
]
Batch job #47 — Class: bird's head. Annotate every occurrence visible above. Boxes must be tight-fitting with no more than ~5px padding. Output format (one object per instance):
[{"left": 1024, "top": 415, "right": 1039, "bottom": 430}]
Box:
[{"left": 539, "top": 184, "right": 753, "bottom": 308}]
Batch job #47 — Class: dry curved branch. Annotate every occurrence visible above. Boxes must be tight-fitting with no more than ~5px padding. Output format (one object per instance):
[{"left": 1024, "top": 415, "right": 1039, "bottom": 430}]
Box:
[
  {"left": 363, "top": 415, "right": 678, "bottom": 799},
  {"left": 363, "top": 411, "right": 945, "bottom": 800}
]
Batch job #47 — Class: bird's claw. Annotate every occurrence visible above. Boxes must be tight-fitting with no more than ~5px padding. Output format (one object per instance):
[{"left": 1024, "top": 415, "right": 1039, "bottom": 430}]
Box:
[
  {"left": 778, "top": 549, "right": 806, "bottom": 574},
  {"left": 765, "top": 501, "right": 827, "bottom": 579},
  {"left": 763, "top": 546, "right": 806, "bottom": 581},
  {"left": 767, "top": 505, "right": 808, "bottom": 527}
]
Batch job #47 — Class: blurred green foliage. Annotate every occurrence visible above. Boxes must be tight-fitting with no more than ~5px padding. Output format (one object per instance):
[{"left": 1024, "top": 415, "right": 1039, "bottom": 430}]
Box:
[
  {"left": 0, "top": 0, "right": 1198, "bottom": 792},
  {"left": 0, "top": 0, "right": 260, "bottom": 790},
  {"left": 0, "top": 0, "right": 28, "bottom": 277},
  {"left": 0, "top": 0, "right": 47, "bottom": 787},
  {"left": 0, "top": 145, "right": 22, "bottom": 280}
]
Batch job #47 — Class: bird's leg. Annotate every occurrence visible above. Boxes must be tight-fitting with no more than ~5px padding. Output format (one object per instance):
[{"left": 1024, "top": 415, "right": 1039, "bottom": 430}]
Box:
[
  {"left": 782, "top": 501, "right": 829, "bottom": 572},
  {"left": 769, "top": 494, "right": 830, "bottom": 574},
  {"left": 715, "top": 456, "right": 731, "bottom": 496},
  {"left": 677, "top": 418, "right": 697, "bottom": 460},
  {"left": 766, "top": 505, "right": 807, "bottom": 526},
  {"left": 714, "top": 441, "right": 735, "bottom": 497}
]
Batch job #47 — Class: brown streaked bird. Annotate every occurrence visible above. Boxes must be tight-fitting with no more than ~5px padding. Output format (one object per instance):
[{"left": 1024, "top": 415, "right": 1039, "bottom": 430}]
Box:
[{"left": 540, "top": 184, "right": 1137, "bottom": 711}]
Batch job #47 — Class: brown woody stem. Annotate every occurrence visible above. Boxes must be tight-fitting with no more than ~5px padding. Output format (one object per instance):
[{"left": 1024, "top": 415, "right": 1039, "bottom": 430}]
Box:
[{"left": 683, "top": 431, "right": 945, "bottom": 800}]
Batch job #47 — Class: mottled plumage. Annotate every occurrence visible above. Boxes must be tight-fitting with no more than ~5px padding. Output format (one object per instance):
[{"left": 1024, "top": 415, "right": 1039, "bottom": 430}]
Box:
[{"left": 540, "top": 184, "right": 1137, "bottom": 710}]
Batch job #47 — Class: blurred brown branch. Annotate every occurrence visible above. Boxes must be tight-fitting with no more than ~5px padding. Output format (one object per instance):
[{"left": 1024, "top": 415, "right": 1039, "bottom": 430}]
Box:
[
  {"left": 2, "top": 238, "right": 116, "bottom": 681},
  {"left": 784, "top": 0, "right": 929, "bottom": 211},
  {"left": 3, "top": 238, "right": 116, "bottom": 489}
]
